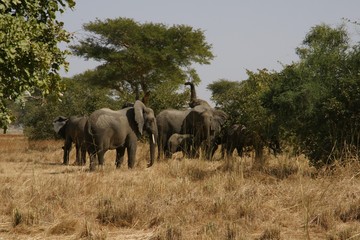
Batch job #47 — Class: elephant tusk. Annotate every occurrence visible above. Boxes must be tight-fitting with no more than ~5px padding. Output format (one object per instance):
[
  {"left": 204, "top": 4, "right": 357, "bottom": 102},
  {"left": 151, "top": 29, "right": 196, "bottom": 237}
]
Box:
[{"left": 152, "top": 134, "right": 155, "bottom": 144}]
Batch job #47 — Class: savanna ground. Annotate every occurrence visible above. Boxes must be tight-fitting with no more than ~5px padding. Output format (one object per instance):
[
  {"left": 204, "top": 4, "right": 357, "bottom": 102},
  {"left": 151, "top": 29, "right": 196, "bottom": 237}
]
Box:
[{"left": 1, "top": 135, "right": 360, "bottom": 239}]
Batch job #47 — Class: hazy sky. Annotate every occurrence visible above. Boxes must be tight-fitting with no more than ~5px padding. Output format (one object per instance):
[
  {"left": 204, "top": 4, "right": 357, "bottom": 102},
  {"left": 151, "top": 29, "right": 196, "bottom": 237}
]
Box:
[{"left": 59, "top": 0, "right": 360, "bottom": 104}]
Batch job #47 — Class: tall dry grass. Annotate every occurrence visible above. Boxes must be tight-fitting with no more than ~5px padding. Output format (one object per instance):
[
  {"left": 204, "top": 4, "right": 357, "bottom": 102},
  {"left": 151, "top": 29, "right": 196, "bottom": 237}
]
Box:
[{"left": 1, "top": 135, "right": 360, "bottom": 239}]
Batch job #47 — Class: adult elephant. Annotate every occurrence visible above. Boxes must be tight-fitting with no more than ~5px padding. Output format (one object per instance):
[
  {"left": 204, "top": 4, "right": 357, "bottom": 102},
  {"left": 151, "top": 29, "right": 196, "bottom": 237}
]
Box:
[
  {"left": 220, "top": 123, "right": 281, "bottom": 159},
  {"left": 157, "top": 81, "right": 226, "bottom": 160},
  {"left": 156, "top": 108, "right": 191, "bottom": 159},
  {"left": 85, "top": 100, "right": 158, "bottom": 171},
  {"left": 181, "top": 105, "right": 228, "bottom": 159},
  {"left": 221, "top": 124, "right": 252, "bottom": 157},
  {"left": 53, "top": 116, "right": 87, "bottom": 165}
]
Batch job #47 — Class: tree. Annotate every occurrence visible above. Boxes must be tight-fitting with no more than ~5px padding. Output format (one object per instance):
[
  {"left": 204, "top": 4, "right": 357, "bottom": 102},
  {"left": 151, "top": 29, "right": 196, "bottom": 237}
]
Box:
[
  {"left": 263, "top": 24, "right": 360, "bottom": 166},
  {"left": 21, "top": 74, "right": 119, "bottom": 140},
  {"left": 70, "top": 17, "right": 214, "bottom": 107},
  {"left": 208, "top": 70, "right": 277, "bottom": 167},
  {"left": 0, "top": 0, "right": 75, "bottom": 130}
]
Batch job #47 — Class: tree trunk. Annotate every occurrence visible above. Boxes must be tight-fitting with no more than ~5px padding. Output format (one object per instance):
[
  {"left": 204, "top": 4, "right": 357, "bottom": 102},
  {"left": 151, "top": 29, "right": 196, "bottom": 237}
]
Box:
[{"left": 253, "top": 145, "right": 265, "bottom": 170}]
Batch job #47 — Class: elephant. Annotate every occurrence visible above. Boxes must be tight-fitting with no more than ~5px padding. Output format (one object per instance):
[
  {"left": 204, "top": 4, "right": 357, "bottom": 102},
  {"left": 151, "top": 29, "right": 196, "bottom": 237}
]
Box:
[
  {"left": 156, "top": 81, "right": 226, "bottom": 160},
  {"left": 167, "top": 133, "right": 193, "bottom": 155},
  {"left": 53, "top": 115, "right": 88, "bottom": 165},
  {"left": 220, "top": 123, "right": 282, "bottom": 158},
  {"left": 156, "top": 108, "right": 191, "bottom": 159},
  {"left": 85, "top": 100, "right": 158, "bottom": 171},
  {"left": 182, "top": 81, "right": 228, "bottom": 158},
  {"left": 181, "top": 105, "right": 228, "bottom": 159},
  {"left": 221, "top": 124, "right": 252, "bottom": 157}
]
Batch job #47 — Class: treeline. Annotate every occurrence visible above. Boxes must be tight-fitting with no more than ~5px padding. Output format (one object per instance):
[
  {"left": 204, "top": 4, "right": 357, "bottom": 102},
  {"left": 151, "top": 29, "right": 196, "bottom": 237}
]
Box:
[
  {"left": 209, "top": 24, "right": 360, "bottom": 166},
  {"left": 13, "top": 19, "right": 360, "bottom": 167}
]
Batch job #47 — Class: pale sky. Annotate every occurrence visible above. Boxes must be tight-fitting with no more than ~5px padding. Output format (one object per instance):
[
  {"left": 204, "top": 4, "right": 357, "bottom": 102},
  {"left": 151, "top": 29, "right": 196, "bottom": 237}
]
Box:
[{"left": 59, "top": 0, "right": 360, "bottom": 105}]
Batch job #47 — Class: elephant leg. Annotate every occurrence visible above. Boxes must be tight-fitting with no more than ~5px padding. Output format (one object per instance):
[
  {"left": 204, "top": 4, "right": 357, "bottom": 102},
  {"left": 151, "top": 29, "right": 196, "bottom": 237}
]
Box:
[
  {"left": 236, "top": 146, "right": 243, "bottom": 157},
  {"left": 127, "top": 142, "right": 137, "bottom": 168},
  {"left": 220, "top": 144, "right": 225, "bottom": 158},
  {"left": 80, "top": 144, "right": 86, "bottom": 166},
  {"left": 192, "top": 141, "right": 201, "bottom": 158},
  {"left": 226, "top": 145, "right": 234, "bottom": 158},
  {"left": 164, "top": 139, "right": 172, "bottom": 158},
  {"left": 87, "top": 140, "right": 98, "bottom": 171},
  {"left": 115, "top": 147, "right": 126, "bottom": 168},
  {"left": 75, "top": 143, "right": 81, "bottom": 165},
  {"left": 208, "top": 143, "right": 218, "bottom": 160},
  {"left": 97, "top": 150, "right": 105, "bottom": 166},
  {"left": 63, "top": 140, "right": 72, "bottom": 165}
]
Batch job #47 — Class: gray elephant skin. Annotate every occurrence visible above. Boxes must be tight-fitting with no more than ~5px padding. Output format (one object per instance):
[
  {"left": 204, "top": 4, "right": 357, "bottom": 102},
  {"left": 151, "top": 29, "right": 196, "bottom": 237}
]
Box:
[
  {"left": 221, "top": 124, "right": 251, "bottom": 157},
  {"left": 220, "top": 124, "right": 281, "bottom": 158},
  {"left": 53, "top": 116, "right": 88, "bottom": 165},
  {"left": 156, "top": 108, "right": 191, "bottom": 159},
  {"left": 85, "top": 100, "right": 158, "bottom": 171},
  {"left": 156, "top": 82, "right": 227, "bottom": 160},
  {"left": 181, "top": 105, "right": 228, "bottom": 159},
  {"left": 167, "top": 133, "right": 193, "bottom": 155}
]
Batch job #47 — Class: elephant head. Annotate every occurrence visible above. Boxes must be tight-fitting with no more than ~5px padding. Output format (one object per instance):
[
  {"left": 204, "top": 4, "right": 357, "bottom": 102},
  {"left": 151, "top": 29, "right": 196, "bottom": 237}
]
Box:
[
  {"left": 168, "top": 133, "right": 193, "bottom": 155},
  {"left": 53, "top": 116, "right": 68, "bottom": 139}
]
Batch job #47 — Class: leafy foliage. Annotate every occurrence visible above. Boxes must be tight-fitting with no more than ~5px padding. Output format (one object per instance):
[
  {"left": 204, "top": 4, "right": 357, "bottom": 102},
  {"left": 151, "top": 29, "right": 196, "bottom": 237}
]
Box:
[
  {"left": 208, "top": 71, "right": 277, "bottom": 166},
  {"left": 21, "top": 76, "right": 119, "bottom": 140},
  {"left": 208, "top": 70, "right": 276, "bottom": 136},
  {"left": 263, "top": 24, "right": 360, "bottom": 166},
  {"left": 209, "top": 24, "right": 360, "bottom": 167},
  {"left": 0, "top": 0, "right": 75, "bottom": 129},
  {"left": 70, "top": 17, "right": 214, "bottom": 107}
]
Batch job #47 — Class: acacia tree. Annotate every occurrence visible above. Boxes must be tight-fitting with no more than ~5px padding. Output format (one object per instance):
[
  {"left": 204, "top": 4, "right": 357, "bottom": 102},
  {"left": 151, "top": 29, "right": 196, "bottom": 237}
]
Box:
[
  {"left": 70, "top": 17, "right": 214, "bottom": 107},
  {"left": 0, "top": 0, "right": 75, "bottom": 130}
]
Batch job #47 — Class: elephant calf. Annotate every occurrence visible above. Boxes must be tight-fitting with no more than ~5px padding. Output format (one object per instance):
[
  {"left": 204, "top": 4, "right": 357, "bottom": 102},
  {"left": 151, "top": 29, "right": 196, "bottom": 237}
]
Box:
[
  {"left": 53, "top": 116, "right": 88, "bottom": 165},
  {"left": 168, "top": 133, "right": 193, "bottom": 156}
]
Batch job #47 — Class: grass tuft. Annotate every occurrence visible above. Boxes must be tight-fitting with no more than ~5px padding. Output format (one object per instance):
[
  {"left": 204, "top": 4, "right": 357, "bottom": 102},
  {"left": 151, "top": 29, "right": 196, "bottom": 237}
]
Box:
[
  {"left": 258, "top": 227, "right": 281, "bottom": 240},
  {"left": 48, "top": 218, "right": 78, "bottom": 235},
  {"left": 97, "top": 198, "right": 138, "bottom": 227}
]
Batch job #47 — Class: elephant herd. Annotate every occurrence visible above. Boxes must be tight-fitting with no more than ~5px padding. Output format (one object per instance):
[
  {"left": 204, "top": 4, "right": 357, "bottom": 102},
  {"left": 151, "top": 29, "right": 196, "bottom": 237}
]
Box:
[{"left": 53, "top": 82, "right": 279, "bottom": 171}]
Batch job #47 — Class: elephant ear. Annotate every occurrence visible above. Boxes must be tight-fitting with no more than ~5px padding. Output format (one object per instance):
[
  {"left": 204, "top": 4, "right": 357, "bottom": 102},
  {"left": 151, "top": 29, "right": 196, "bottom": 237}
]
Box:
[
  {"left": 134, "top": 100, "right": 145, "bottom": 135},
  {"left": 212, "top": 110, "right": 228, "bottom": 131},
  {"left": 53, "top": 116, "right": 68, "bottom": 134}
]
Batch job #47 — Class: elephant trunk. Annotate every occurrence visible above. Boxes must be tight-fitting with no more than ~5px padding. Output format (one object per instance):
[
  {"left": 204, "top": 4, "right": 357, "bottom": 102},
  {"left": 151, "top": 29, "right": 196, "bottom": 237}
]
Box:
[
  {"left": 185, "top": 82, "right": 197, "bottom": 101},
  {"left": 147, "top": 124, "right": 158, "bottom": 167}
]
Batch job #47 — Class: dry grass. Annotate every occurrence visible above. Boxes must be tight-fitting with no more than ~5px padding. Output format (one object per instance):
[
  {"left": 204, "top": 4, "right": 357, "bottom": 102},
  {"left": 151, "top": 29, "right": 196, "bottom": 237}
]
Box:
[{"left": 1, "top": 135, "right": 360, "bottom": 239}]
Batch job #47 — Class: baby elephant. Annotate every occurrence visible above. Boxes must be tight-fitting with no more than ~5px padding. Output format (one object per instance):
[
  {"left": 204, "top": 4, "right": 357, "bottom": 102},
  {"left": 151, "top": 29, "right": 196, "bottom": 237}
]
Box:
[
  {"left": 168, "top": 133, "right": 193, "bottom": 156},
  {"left": 53, "top": 116, "right": 87, "bottom": 165}
]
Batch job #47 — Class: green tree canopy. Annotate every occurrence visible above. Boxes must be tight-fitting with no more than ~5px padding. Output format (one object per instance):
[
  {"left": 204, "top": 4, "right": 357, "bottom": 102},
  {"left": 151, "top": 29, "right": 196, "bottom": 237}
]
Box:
[
  {"left": 208, "top": 70, "right": 275, "bottom": 135},
  {"left": 263, "top": 24, "right": 360, "bottom": 166},
  {"left": 70, "top": 17, "right": 214, "bottom": 106},
  {"left": 0, "top": 0, "right": 75, "bottom": 129},
  {"left": 21, "top": 74, "right": 119, "bottom": 140},
  {"left": 208, "top": 70, "right": 277, "bottom": 167},
  {"left": 209, "top": 24, "right": 360, "bottom": 167}
]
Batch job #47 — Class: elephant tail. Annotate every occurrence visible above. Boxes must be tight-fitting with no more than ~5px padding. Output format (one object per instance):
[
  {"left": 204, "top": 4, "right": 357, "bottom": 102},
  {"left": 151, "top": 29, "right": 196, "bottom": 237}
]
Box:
[{"left": 84, "top": 119, "right": 95, "bottom": 151}]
